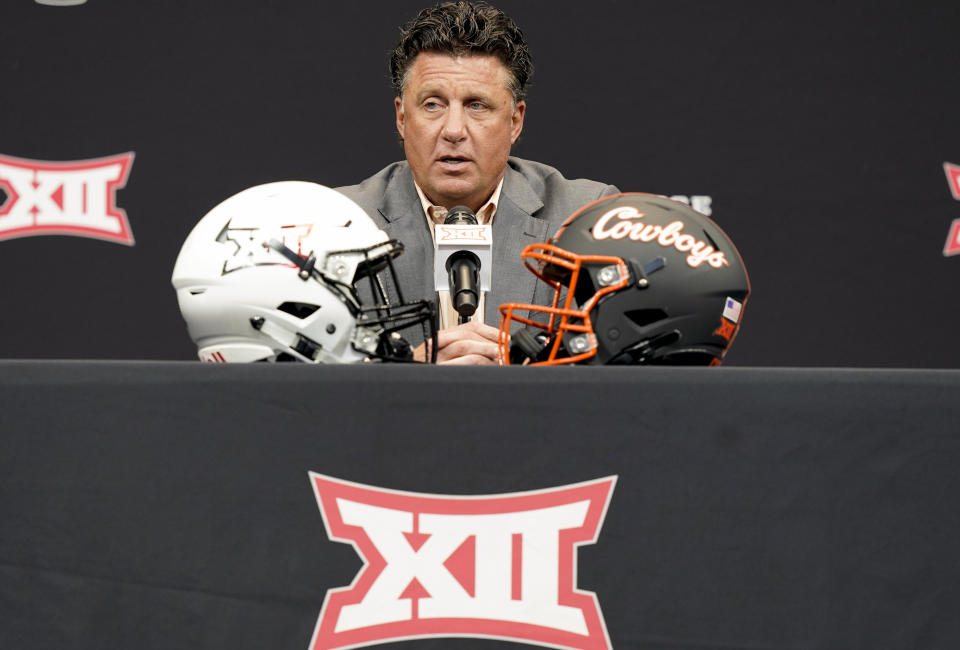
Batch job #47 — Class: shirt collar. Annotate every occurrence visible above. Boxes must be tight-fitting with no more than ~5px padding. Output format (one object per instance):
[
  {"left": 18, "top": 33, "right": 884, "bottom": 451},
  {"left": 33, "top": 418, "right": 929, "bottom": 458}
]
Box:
[{"left": 414, "top": 178, "right": 504, "bottom": 226}]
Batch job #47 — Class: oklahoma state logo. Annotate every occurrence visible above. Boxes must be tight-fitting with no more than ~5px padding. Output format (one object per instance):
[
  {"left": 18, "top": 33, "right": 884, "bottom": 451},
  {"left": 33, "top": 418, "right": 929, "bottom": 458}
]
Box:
[
  {"left": 0, "top": 152, "right": 135, "bottom": 245},
  {"left": 308, "top": 473, "right": 617, "bottom": 650}
]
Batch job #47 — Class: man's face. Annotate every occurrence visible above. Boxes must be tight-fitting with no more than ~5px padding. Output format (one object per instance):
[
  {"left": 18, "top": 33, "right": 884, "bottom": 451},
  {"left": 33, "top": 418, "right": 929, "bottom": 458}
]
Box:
[{"left": 396, "top": 52, "right": 526, "bottom": 212}]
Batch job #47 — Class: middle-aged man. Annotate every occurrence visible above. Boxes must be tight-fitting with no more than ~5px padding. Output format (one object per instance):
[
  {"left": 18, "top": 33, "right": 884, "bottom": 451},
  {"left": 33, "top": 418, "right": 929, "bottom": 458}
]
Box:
[{"left": 336, "top": 1, "right": 618, "bottom": 364}]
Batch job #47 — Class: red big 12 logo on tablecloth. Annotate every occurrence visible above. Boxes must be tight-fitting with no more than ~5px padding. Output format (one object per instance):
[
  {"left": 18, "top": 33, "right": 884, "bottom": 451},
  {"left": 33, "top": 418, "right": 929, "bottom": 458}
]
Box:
[
  {"left": 0, "top": 152, "right": 135, "bottom": 245},
  {"left": 308, "top": 473, "right": 617, "bottom": 650},
  {"left": 943, "top": 162, "right": 960, "bottom": 257}
]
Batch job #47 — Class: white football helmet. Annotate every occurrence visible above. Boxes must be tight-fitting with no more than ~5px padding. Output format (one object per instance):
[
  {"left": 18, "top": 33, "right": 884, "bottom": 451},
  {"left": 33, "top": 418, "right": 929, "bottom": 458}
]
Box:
[{"left": 171, "top": 181, "right": 435, "bottom": 363}]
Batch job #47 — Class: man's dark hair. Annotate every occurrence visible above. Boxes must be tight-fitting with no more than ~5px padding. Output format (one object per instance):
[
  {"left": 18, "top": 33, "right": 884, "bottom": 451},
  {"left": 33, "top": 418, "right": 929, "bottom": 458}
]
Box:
[{"left": 390, "top": 1, "right": 534, "bottom": 104}]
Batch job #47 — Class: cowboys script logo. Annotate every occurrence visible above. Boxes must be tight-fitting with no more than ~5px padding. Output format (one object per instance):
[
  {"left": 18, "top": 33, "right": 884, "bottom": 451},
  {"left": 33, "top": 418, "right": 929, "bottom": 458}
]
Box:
[
  {"left": 0, "top": 152, "right": 135, "bottom": 245},
  {"left": 592, "top": 206, "right": 728, "bottom": 269},
  {"left": 308, "top": 473, "right": 617, "bottom": 650}
]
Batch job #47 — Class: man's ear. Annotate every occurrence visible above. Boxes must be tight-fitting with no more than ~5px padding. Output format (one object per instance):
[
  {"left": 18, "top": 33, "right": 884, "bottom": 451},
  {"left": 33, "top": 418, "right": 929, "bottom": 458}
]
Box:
[
  {"left": 395, "top": 97, "right": 405, "bottom": 140},
  {"left": 510, "top": 100, "right": 526, "bottom": 144}
]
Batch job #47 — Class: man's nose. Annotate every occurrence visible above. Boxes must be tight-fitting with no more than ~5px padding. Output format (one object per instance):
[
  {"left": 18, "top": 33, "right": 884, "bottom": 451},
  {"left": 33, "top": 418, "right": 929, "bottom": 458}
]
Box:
[{"left": 441, "top": 105, "right": 467, "bottom": 142}]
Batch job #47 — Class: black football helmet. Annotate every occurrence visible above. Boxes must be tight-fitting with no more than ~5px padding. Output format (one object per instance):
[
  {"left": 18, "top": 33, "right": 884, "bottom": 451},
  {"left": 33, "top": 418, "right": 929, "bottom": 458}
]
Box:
[{"left": 498, "top": 193, "right": 750, "bottom": 365}]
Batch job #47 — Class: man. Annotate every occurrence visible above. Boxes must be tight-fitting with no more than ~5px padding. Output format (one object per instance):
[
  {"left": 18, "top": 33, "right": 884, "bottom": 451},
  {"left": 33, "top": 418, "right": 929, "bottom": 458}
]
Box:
[{"left": 337, "top": 1, "right": 618, "bottom": 364}]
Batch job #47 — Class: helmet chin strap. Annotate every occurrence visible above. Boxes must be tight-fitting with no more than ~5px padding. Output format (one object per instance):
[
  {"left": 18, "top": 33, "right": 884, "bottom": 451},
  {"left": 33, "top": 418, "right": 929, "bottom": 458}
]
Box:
[
  {"left": 508, "top": 328, "right": 553, "bottom": 364},
  {"left": 250, "top": 316, "right": 321, "bottom": 362}
]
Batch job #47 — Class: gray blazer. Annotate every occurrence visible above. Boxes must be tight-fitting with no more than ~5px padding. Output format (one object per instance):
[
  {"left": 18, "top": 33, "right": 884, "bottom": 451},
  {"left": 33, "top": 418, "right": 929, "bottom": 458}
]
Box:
[{"left": 336, "top": 156, "right": 619, "bottom": 328}]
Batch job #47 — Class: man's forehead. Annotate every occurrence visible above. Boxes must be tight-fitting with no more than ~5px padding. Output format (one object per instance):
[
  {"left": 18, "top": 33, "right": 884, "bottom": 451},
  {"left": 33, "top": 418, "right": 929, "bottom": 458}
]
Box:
[{"left": 405, "top": 52, "right": 511, "bottom": 93}]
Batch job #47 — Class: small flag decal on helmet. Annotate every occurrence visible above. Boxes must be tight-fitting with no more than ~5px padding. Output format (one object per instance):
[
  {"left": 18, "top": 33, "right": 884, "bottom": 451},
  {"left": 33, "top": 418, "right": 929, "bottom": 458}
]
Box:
[{"left": 723, "top": 297, "right": 742, "bottom": 323}]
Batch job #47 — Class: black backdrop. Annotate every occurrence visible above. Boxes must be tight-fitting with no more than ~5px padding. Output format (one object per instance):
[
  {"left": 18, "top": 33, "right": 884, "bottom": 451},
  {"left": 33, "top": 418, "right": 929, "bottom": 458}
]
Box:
[{"left": 1, "top": 0, "right": 959, "bottom": 366}]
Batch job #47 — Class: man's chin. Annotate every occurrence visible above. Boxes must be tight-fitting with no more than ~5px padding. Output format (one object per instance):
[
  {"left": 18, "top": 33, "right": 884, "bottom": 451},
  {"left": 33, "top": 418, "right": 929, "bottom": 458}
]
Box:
[{"left": 427, "top": 180, "right": 479, "bottom": 208}]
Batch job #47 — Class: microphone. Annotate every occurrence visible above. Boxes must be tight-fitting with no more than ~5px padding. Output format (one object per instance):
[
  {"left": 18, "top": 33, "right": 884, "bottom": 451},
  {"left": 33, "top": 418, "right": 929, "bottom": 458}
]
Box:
[{"left": 434, "top": 206, "right": 492, "bottom": 324}]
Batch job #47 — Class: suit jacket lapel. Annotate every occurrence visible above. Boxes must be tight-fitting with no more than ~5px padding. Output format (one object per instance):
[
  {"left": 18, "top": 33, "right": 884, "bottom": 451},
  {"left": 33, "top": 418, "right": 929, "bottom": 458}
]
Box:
[
  {"left": 487, "top": 165, "right": 548, "bottom": 320},
  {"left": 376, "top": 165, "right": 435, "bottom": 305}
]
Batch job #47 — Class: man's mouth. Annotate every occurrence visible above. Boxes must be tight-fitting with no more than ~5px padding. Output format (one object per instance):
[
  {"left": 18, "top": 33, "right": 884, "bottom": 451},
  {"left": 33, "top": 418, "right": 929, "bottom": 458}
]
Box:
[{"left": 437, "top": 156, "right": 471, "bottom": 166}]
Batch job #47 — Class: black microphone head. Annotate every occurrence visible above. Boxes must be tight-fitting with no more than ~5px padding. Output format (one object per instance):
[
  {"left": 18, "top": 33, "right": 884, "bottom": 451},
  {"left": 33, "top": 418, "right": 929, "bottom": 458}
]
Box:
[
  {"left": 444, "top": 205, "right": 478, "bottom": 225},
  {"left": 445, "top": 249, "right": 481, "bottom": 272}
]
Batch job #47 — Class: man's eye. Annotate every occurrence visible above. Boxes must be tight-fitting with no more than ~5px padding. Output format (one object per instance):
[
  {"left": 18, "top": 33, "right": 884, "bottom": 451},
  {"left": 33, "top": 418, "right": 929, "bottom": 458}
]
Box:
[
  {"left": 468, "top": 102, "right": 487, "bottom": 111},
  {"left": 423, "top": 101, "right": 443, "bottom": 111}
]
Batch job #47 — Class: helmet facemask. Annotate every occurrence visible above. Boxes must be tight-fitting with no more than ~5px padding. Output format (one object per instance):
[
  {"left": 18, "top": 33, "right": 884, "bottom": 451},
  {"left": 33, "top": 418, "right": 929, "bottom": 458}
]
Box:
[{"left": 268, "top": 236, "right": 436, "bottom": 363}]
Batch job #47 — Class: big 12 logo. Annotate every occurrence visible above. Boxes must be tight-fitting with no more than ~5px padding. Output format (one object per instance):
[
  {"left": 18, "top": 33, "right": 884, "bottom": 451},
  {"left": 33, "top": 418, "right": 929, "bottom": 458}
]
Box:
[
  {"left": 308, "top": 473, "right": 617, "bottom": 650},
  {"left": 0, "top": 152, "right": 135, "bottom": 245},
  {"left": 944, "top": 162, "right": 960, "bottom": 257}
]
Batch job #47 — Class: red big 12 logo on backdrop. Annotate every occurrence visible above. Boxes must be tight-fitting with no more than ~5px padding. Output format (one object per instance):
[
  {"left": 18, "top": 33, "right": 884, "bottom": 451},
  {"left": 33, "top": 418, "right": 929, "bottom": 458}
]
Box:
[
  {"left": 943, "top": 162, "right": 960, "bottom": 257},
  {"left": 0, "top": 152, "right": 135, "bottom": 245},
  {"left": 308, "top": 473, "right": 617, "bottom": 650}
]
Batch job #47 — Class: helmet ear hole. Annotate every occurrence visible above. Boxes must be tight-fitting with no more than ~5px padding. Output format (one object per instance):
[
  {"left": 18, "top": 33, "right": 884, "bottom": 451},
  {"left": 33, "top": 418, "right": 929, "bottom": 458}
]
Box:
[
  {"left": 625, "top": 308, "right": 668, "bottom": 327},
  {"left": 276, "top": 301, "right": 320, "bottom": 319}
]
